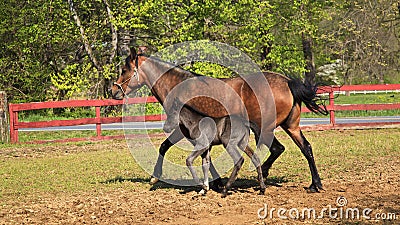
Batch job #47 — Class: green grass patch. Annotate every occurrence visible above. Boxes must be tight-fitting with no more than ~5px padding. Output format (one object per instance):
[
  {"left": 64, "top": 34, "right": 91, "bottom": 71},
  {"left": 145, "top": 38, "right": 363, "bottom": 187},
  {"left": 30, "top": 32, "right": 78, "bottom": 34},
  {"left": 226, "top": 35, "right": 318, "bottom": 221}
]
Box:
[
  {"left": 1, "top": 129, "right": 399, "bottom": 201},
  {"left": 333, "top": 93, "right": 398, "bottom": 104},
  {"left": 0, "top": 142, "right": 147, "bottom": 199},
  {"left": 14, "top": 130, "right": 125, "bottom": 143}
]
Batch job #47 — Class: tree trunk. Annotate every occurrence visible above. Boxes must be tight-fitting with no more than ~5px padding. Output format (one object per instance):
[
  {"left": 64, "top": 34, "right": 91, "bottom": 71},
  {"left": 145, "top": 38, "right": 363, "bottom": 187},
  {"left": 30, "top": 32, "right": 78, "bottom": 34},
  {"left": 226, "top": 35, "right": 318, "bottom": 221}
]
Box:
[
  {"left": 261, "top": 41, "right": 273, "bottom": 71},
  {"left": 0, "top": 91, "right": 10, "bottom": 143},
  {"left": 302, "top": 34, "right": 316, "bottom": 85},
  {"left": 68, "top": 0, "right": 101, "bottom": 71},
  {"left": 103, "top": 0, "right": 118, "bottom": 64},
  {"left": 119, "top": 29, "right": 133, "bottom": 57}
]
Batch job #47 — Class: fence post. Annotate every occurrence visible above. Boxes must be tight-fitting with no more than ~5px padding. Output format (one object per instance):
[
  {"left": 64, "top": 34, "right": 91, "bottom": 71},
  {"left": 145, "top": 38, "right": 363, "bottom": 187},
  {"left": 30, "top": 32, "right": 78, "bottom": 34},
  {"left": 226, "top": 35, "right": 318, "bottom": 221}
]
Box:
[
  {"left": 96, "top": 106, "right": 101, "bottom": 138},
  {"left": 0, "top": 91, "right": 10, "bottom": 143},
  {"left": 329, "top": 91, "right": 335, "bottom": 126}
]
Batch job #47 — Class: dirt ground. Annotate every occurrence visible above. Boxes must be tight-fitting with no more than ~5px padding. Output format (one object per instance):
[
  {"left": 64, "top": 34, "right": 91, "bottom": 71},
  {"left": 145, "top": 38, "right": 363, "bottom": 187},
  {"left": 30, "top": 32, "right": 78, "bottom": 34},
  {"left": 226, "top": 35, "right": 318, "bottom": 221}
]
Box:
[
  {"left": 1, "top": 139, "right": 399, "bottom": 225},
  {"left": 1, "top": 178, "right": 399, "bottom": 224}
]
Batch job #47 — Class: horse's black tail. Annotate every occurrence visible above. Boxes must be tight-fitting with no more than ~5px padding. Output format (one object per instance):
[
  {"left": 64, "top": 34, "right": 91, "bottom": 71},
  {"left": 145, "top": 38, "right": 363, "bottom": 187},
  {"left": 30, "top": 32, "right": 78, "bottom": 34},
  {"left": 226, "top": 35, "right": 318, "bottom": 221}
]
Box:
[{"left": 287, "top": 78, "right": 329, "bottom": 115}]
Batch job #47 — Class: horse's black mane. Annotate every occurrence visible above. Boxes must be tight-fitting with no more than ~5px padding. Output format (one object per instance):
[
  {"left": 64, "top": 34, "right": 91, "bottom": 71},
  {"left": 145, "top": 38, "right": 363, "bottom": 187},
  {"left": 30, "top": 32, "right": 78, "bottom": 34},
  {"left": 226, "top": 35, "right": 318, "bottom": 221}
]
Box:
[
  {"left": 127, "top": 53, "right": 205, "bottom": 78},
  {"left": 125, "top": 55, "right": 134, "bottom": 71}
]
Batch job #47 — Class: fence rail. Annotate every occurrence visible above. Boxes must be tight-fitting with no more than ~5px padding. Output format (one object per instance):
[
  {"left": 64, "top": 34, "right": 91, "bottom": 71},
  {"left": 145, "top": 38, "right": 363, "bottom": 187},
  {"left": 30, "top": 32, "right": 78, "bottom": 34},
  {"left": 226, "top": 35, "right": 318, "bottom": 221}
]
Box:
[
  {"left": 8, "top": 84, "right": 400, "bottom": 143},
  {"left": 8, "top": 96, "right": 166, "bottom": 143}
]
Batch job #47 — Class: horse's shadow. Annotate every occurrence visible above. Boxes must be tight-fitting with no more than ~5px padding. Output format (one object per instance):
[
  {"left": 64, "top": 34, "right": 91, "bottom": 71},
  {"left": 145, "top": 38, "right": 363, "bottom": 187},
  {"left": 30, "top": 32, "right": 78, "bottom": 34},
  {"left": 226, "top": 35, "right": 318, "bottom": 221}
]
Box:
[{"left": 101, "top": 176, "right": 288, "bottom": 195}]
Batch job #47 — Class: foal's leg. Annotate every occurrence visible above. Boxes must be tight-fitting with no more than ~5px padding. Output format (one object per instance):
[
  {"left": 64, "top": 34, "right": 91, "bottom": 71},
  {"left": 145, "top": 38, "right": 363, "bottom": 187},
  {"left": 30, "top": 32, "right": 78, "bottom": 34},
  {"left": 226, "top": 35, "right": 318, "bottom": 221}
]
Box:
[
  {"left": 201, "top": 149, "right": 224, "bottom": 191},
  {"left": 188, "top": 147, "right": 222, "bottom": 190},
  {"left": 221, "top": 145, "right": 244, "bottom": 198},
  {"left": 151, "top": 129, "right": 184, "bottom": 184},
  {"left": 242, "top": 145, "right": 267, "bottom": 195},
  {"left": 186, "top": 147, "right": 210, "bottom": 191},
  {"left": 209, "top": 158, "right": 224, "bottom": 190},
  {"left": 199, "top": 150, "right": 211, "bottom": 195}
]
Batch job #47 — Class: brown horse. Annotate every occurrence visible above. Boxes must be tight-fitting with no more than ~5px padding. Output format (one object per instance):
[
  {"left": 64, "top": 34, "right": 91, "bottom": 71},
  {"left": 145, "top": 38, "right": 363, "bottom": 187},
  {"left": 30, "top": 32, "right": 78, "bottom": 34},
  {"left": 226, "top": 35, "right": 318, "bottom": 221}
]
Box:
[{"left": 111, "top": 47, "right": 328, "bottom": 193}]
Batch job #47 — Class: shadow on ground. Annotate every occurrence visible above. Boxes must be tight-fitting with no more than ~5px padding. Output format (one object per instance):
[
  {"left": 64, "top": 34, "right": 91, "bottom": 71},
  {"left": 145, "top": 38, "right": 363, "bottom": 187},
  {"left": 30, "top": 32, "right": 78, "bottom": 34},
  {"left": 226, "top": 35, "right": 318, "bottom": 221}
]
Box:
[{"left": 101, "top": 175, "right": 289, "bottom": 195}]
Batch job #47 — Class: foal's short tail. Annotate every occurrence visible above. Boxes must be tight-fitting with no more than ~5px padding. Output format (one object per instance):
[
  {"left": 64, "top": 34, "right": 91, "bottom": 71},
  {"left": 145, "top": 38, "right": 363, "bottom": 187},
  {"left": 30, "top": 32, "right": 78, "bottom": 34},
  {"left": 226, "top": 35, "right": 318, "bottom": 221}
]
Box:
[{"left": 287, "top": 78, "right": 329, "bottom": 115}]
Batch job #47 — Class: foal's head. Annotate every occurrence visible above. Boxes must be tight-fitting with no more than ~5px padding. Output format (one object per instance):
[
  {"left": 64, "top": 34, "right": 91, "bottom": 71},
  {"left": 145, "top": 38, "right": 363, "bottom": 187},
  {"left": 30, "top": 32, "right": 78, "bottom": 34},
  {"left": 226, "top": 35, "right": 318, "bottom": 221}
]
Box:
[
  {"left": 111, "top": 47, "right": 148, "bottom": 99},
  {"left": 163, "top": 98, "right": 182, "bottom": 133}
]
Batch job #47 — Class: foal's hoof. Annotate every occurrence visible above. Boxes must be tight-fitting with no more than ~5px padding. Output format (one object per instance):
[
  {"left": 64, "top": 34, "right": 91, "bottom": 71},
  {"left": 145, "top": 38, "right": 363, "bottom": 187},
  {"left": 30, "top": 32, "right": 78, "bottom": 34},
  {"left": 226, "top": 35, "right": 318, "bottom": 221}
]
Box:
[
  {"left": 149, "top": 177, "right": 159, "bottom": 185},
  {"left": 198, "top": 184, "right": 209, "bottom": 196},
  {"left": 259, "top": 188, "right": 267, "bottom": 195},
  {"left": 199, "top": 189, "right": 208, "bottom": 196}
]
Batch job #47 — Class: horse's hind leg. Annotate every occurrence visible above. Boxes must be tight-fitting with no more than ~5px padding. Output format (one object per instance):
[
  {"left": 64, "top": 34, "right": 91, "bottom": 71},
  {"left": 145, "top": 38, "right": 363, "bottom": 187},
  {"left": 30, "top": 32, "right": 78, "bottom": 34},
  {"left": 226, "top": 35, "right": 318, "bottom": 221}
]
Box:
[
  {"left": 283, "top": 126, "right": 323, "bottom": 193},
  {"left": 243, "top": 145, "right": 267, "bottom": 195},
  {"left": 260, "top": 137, "right": 285, "bottom": 178},
  {"left": 151, "top": 129, "right": 184, "bottom": 184}
]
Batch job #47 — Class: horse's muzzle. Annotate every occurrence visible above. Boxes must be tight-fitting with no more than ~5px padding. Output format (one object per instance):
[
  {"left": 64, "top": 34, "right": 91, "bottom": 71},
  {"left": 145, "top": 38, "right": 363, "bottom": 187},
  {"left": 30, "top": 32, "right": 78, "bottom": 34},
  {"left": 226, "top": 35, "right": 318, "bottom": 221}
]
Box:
[{"left": 111, "top": 90, "right": 124, "bottom": 100}]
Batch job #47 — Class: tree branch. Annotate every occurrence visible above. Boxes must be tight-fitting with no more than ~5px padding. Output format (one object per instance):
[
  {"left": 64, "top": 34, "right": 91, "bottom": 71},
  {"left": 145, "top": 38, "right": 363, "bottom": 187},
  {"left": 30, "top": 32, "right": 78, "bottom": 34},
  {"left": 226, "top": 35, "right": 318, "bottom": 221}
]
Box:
[
  {"left": 67, "top": 0, "right": 101, "bottom": 71},
  {"left": 103, "top": 0, "right": 118, "bottom": 64}
]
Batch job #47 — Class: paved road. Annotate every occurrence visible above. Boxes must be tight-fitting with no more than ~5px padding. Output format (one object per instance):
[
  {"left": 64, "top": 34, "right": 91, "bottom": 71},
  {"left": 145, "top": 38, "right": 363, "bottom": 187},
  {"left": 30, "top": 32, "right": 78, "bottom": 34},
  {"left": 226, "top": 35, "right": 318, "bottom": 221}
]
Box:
[{"left": 20, "top": 116, "right": 400, "bottom": 132}]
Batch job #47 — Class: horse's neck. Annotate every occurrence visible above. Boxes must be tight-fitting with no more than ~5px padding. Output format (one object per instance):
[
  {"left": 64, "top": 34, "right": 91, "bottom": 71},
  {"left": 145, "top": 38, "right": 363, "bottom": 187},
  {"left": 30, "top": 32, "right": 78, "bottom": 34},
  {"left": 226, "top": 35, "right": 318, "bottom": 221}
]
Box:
[{"left": 142, "top": 58, "right": 190, "bottom": 104}]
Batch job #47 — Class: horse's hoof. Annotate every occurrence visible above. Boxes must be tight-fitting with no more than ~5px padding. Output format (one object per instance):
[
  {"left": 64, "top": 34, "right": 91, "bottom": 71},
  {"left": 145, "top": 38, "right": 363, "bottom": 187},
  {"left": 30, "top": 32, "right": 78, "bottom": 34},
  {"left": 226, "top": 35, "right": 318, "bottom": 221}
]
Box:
[
  {"left": 221, "top": 188, "right": 228, "bottom": 198},
  {"left": 150, "top": 177, "right": 159, "bottom": 185},
  {"left": 305, "top": 185, "right": 319, "bottom": 193},
  {"left": 221, "top": 192, "right": 227, "bottom": 198},
  {"left": 306, "top": 189, "right": 318, "bottom": 193},
  {"left": 213, "top": 178, "right": 224, "bottom": 189}
]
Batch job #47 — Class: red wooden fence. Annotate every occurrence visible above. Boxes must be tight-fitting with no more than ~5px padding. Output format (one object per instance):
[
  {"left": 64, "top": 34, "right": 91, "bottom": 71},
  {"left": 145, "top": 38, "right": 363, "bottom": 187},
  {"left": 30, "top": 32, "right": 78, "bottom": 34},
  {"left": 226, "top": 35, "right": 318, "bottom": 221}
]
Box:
[
  {"left": 304, "top": 84, "right": 400, "bottom": 129},
  {"left": 8, "top": 96, "right": 166, "bottom": 143},
  {"left": 8, "top": 84, "right": 400, "bottom": 143}
]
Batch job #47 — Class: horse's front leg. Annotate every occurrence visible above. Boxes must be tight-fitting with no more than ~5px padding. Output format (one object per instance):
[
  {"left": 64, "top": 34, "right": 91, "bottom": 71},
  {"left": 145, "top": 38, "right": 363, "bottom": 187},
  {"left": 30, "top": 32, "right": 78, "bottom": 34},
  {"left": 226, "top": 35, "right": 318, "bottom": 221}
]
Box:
[{"left": 151, "top": 129, "right": 184, "bottom": 184}]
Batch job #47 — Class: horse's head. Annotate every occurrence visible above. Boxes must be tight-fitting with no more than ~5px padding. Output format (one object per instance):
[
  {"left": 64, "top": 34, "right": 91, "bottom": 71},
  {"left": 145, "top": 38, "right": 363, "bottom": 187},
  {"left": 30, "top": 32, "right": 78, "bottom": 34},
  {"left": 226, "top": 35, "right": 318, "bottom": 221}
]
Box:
[
  {"left": 163, "top": 97, "right": 182, "bottom": 133},
  {"left": 111, "top": 47, "right": 148, "bottom": 99}
]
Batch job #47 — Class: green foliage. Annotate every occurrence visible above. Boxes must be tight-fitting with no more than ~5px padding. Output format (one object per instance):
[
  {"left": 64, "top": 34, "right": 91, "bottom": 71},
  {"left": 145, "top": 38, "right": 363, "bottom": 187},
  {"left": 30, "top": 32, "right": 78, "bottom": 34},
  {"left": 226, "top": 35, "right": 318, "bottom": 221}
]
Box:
[
  {"left": 184, "top": 62, "right": 235, "bottom": 78},
  {"left": 50, "top": 63, "right": 90, "bottom": 99},
  {"left": 1, "top": 0, "right": 399, "bottom": 103},
  {"left": 0, "top": 129, "right": 399, "bottom": 199}
]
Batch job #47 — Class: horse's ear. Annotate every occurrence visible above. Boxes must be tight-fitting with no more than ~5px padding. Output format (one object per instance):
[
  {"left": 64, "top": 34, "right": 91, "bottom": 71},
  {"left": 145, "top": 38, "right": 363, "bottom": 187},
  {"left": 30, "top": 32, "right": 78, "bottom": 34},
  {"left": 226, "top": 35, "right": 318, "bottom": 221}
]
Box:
[
  {"left": 129, "top": 47, "right": 137, "bottom": 61},
  {"left": 138, "top": 46, "right": 148, "bottom": 54}
]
